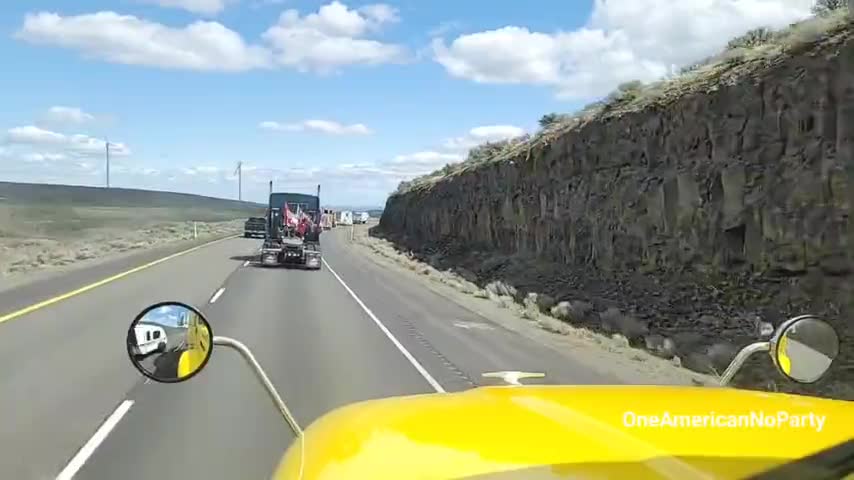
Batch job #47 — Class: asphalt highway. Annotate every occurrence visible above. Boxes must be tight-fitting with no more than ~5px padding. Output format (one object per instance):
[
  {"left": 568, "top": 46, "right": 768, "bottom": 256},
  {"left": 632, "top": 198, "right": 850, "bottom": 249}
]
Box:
[{"left": 0, "top": 227, "right": 621, "bottom": 480}]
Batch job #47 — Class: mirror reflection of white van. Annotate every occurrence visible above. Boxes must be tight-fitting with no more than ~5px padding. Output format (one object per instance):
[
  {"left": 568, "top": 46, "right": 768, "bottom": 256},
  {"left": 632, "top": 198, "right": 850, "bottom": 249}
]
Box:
[{"left": 131, "top": 324, "right": 168, "bottom": 356}]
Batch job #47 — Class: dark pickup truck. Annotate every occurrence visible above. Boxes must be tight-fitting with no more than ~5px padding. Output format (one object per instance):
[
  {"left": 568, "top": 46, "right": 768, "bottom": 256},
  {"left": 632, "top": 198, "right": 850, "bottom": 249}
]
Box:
[{"left": 244, "top": 217, "right": 266, "bottom": 238}]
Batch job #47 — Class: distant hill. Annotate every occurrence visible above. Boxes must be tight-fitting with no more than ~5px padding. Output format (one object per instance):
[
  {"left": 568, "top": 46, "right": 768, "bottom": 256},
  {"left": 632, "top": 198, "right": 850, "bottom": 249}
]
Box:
[
  {"left": 0, "top": 181, "right": 265, "bottom": 212},
  {"left": 324, "top": 205, "right": 384, "bottom": 214}
]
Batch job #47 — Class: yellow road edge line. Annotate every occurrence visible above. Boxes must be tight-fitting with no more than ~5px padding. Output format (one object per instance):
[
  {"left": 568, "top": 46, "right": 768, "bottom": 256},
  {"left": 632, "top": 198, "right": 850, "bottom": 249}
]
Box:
[{"left": 0, "top": 234, "right": 239, "bottom": 325}]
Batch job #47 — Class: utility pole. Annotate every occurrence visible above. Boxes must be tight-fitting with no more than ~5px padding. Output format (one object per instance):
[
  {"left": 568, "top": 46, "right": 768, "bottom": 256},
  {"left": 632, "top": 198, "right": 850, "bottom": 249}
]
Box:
[
  {"left": 234, "top": 161, "right": 242, "bottom": 201},
  {"left": 105, "top": 138, "right": 111, "bottom": 188},
  {"left": 269, "top": 180, "right": 273, "bottom": 196}
]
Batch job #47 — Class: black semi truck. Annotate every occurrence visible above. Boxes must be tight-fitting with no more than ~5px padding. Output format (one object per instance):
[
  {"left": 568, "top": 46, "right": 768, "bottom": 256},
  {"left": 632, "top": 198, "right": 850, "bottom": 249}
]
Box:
[{"left": 260, "top": 188, "right": 322, "bottom": 269}]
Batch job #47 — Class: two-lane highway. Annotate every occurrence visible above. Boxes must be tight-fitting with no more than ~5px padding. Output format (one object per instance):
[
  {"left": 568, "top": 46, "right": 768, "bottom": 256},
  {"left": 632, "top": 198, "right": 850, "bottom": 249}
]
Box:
[{"left": 0, "top": 228, "right": 622, "bottom": 480}]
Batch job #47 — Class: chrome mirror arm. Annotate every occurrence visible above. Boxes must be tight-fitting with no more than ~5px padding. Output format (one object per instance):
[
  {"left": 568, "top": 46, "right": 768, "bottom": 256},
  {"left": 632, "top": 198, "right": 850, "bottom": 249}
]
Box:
[
  {"left": 213, "top": 336, "right": 302, "bottom": 437},
  {"left": 719, "top": 314, "right": 829, "bottom": 387},
  {"left": 719, "top": 341, "right": 770, "bottom": 387}
]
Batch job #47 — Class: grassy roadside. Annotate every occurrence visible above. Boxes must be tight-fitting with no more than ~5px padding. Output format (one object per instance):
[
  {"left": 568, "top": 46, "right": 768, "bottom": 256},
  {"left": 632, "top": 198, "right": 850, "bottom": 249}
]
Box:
[
  {"left": 0, "top": 216, "right": 243, "bottom": 280},
  {"left": 0, "top": 182, "right": 265, "bottom": 282}
]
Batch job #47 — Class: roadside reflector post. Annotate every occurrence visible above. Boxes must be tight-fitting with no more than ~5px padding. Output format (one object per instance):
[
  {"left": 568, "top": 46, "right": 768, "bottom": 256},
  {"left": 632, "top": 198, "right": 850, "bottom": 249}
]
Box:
[{"left": 194, "top": 222, "right": 198, "bottom": 239}]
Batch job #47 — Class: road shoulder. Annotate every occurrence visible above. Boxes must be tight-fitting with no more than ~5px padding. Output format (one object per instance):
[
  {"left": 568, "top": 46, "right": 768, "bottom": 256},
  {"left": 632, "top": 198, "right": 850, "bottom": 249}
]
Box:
[{"left": 339, "top": 225, "right": 715, "bottom": 386}]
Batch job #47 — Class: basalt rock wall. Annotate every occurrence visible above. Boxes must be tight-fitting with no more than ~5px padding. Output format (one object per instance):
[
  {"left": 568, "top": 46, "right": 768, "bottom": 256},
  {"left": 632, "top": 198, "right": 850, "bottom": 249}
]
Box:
[{"left": 380, "top": 30, "right": 854, "bottom": 398}]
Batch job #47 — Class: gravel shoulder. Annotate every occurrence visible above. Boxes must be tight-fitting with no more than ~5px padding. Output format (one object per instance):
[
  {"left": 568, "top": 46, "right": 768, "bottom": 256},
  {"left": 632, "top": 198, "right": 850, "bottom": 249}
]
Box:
[{"left": 342, "top": 222, "right": 717, "bottom": 387}]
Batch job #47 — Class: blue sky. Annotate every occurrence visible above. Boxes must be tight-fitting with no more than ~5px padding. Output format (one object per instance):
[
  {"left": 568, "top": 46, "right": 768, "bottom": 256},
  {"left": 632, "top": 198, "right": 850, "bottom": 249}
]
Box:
[
  {"left": 141, "top": 304, "right": 189, "bottom": 327},
  {"left": 0, "top": 0, "right": 815, "bottom": 205}
]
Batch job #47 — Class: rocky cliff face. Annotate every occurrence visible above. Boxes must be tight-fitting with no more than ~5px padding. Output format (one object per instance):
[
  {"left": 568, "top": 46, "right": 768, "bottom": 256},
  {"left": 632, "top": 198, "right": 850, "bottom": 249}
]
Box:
[{"left": 380, "top": 26, "right": 854, "bottom": 399}]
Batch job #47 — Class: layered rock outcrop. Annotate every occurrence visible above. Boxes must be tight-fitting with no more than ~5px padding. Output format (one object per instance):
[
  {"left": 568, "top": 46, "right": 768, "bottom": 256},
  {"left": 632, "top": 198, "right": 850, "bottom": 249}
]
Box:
[{"left": 379, "top": 24, "right": 854, "bottom": 399}]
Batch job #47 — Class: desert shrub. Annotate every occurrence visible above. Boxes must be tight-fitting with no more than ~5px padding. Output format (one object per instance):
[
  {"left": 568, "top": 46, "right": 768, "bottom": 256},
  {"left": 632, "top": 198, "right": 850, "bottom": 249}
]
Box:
[
  {"left": 726, "top": 27, "right": 775, "bottom": 50},
  {"left": 812, "top": 0, "right": 846, "bottom": 16},
  {"left": 538, "top": 112, "right": 572, "bottom": 129}
]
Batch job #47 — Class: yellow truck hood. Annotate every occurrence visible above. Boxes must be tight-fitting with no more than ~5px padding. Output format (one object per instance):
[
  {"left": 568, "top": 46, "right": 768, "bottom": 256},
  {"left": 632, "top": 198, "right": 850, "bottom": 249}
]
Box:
[{"left": 273, "top": 385, "right": 854, "bottom": 480}]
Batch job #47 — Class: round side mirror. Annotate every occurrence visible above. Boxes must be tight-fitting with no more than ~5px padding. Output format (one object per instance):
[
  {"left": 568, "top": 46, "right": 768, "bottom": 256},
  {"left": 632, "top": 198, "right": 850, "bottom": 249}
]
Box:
[
  {"left": 126, "top": 302, "right": 213, "bottom": 383},
  {"left": 771, "top": 315, "right": 839, "bottom": 383}
]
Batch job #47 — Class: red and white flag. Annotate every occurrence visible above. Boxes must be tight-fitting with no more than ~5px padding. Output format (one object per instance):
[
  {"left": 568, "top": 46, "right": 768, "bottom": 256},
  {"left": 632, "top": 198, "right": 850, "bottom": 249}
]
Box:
[{"left": 283, "top": 202, "right": 298, "bottom": 228}]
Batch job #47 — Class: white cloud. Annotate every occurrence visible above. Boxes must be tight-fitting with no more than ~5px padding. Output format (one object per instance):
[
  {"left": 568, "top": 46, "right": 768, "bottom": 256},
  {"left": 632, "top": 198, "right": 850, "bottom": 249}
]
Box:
[
  {"left": 442, "top": 125, "right": 527, "bottom": 150},
  {"left": 262, "top": 1, "right": 408, "bottom": 72},
  {"left": 367, "top": 124, "right": 526, "bottom": 179},
  {"left": 23, "top": 152, "right": 70, "bottom": 163},
  {"left": 77, "top": 161, "right": 98, "bottom": 172},
  {"left": 2, "top": 121, "right": 522, "bottom": 202},
  {"left": 358, "top": 4, "right": 400, "bottom": 25},
  {"left": 259, "top": 120, "right": 373, "bottom": 135},
  {"left": 17, "top": 3, "right": 406, "bottom": 73},
  {"left": 16, "top": 12, "right": 273, "bottom": 72},
  {"left": 140, "top": 0, "right": 237, "bottom": 15},
  {"left": 5, "top": 125, "right": 131, "bottom": 157},
  {"left": 0, "top": 143, "right": 106, "bottom": 184},
  {"left": 7, "top": 125, "right": 66, "bottom": 145},
  {"left": 380, "top": 151, "right": 465, "bottom": 177},
  {"left": 310, "top": 124, "right": 527, "bottom": 182},
  {"left": 180, "top": 165, "right": 223, "bottom": 176},
  {"left": 433, "top": 0, "right": 815, "bottom": 99},
  {"left": 390, "top": 151, "right": 464, "bottom": 165},
  {"left": 44, "top": 106, "right": 96, "bottom": 125}
]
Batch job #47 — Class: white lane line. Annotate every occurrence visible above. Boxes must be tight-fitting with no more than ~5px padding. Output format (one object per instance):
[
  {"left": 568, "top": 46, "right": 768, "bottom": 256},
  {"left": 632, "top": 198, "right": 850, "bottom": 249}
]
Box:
[
  {"left": 209, "top": 287, "right": 225, "bottom": 304},
  {"left": 56, "top": 400, "right": 134, "bottom": 480},
  {"left": 322, "top": 258, "right": 445, "bottom": 393}
]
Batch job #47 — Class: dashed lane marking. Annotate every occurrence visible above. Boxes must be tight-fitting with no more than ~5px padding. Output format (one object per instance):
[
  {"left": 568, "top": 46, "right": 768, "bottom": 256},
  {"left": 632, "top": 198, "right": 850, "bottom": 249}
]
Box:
[
  {"left": 56, "top": 400, "right": 135, "bottom": 480},
  {"left": 209, "top": 287, "right": 226, "bottom": 304}
]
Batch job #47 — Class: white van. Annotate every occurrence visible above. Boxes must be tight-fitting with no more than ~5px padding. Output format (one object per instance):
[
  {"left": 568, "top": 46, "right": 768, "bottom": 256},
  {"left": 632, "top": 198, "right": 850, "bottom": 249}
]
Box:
[
  {"left": 358, "top": 212, "right": 370, "bottom": 224},
  {"left": 131, "top": 324, "right": 168, "bottom": 356},
  {"left": 339, "top": 211, "right": 353, "bottom": 226}
]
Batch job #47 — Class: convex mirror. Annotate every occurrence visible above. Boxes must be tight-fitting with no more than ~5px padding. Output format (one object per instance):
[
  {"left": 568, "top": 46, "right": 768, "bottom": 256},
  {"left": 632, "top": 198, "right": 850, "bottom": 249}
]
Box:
[{"left": 126, "top": 302, "right": 213, "bottom": 383}]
